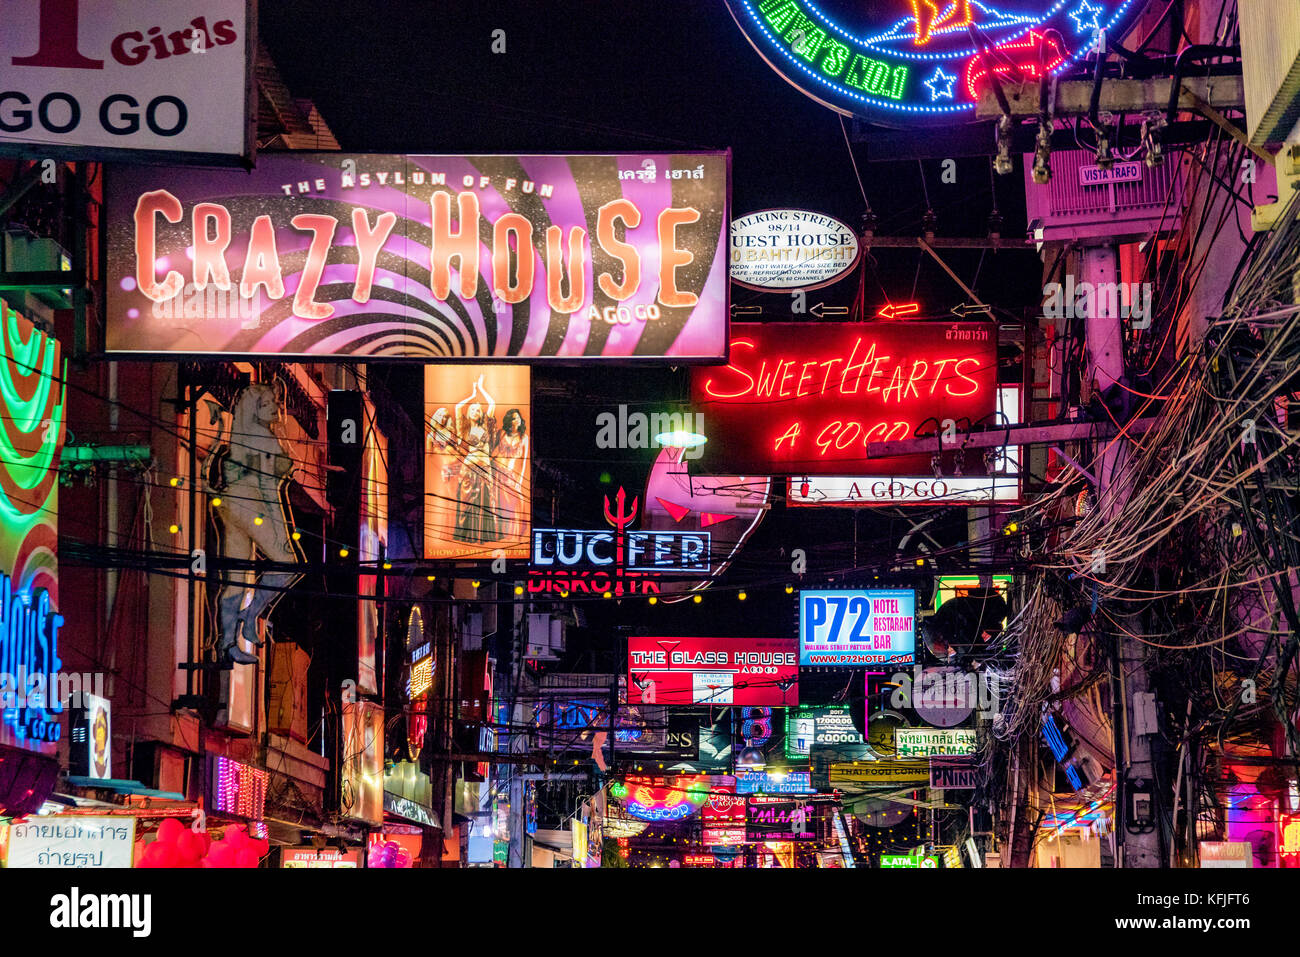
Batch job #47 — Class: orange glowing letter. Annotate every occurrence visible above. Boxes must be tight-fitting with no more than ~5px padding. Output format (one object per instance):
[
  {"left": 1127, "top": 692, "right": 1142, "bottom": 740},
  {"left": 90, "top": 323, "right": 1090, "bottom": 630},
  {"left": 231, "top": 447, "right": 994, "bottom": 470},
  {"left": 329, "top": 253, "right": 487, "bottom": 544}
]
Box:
[
  {"left": 290, "top": 214, "right": 339, "bottom": 320},
  {"left": 352, "top": 208, "right": 397, "bottom": 304},
  {"left": 191, "top": 203, "right": 232, "bottom": 292},
  {"left": 545, "top": 225, "right": 587, "bottom": 314},
  {"left": 596, "top": 199, "right": 642, "bottom": 301},
  {"left": 429, "top": 191, "right": 481, "bottom": 301},
  {"left": 657, "top": 207, "right": 700, "bottom": 308},
  {"left": 134, "top": 189, "right": 184, "bottom": 302},
  {"left": 492, "top": 213, "right": 535, "bottom": 304},
  {"left": 239, "top": 215, "right": 285, "bottom": 301}
]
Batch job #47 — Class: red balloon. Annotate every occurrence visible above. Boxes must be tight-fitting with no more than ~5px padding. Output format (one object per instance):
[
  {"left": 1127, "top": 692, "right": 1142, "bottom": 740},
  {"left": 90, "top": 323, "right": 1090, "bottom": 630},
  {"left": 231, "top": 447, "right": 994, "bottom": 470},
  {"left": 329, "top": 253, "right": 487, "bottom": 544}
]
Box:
[
  {"left": 234, "top": 847, "right": 260, "bottom": 869},
  {"left": 154, "top": 843, "right": 180, "bottom": 868},
  {"left": 175, "top": 830, "right": 204, "bottom": 864},
  {"left": 249, "top": 837, "right": 270, "bottom": 859},
  {"left": 223, "top": 824, "right": 248, "bottom": 847},
  {"left": 206, "top": 841, "right": 235, "bottom": 868},
  {"left": 137, "top": 842, "right": 164, "bottom": 868},
  {"left": 156, "top": 818, "right": 184, "bottom": 845},
  {"left": 199, "top": 831, "right": 213, "bottom": 854}
]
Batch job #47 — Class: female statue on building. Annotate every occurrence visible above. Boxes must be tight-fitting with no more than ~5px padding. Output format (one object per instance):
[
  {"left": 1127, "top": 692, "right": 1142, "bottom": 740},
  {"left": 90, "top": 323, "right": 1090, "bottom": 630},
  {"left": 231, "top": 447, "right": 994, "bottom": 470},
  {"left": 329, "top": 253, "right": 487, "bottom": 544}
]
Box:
[{"left": 211, "top": 382, "right": 304, "bottom": 665}]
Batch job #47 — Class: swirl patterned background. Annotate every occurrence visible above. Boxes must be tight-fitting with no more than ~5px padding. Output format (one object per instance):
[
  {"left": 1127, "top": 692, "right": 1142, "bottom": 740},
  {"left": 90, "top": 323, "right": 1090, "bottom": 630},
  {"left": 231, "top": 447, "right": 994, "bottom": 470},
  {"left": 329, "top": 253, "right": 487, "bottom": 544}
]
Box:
[{"left": 106, "top": 153, "right": 729, "bottom": 361}]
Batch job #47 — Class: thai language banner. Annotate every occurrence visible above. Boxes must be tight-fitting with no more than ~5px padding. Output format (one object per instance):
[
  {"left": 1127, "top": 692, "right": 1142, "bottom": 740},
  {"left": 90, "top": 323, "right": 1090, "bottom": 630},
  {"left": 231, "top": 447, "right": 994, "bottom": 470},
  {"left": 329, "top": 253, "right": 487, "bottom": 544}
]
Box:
[
  {"left": 105, "top": 152, "right": 729, "bottom": 359},
  {"left": 693, "top": 322, "right": 996, "bottom": 474}
]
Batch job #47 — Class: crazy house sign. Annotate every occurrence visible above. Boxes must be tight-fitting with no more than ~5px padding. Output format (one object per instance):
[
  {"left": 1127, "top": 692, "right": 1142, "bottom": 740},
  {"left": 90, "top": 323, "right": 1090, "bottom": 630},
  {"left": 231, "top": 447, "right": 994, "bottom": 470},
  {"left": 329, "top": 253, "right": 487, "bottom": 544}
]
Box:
[
  {"left": 0, "top": 303, "right": 68, "bottom": 755},
  {"left": 723, "top": 0, "right": 1144, "bottom": 118},
  {"left": 529, "top": 487, "right": 709, "bottom": 596},
  {"left": 105, "top": 153, "right": 729, "bottom": 360}
]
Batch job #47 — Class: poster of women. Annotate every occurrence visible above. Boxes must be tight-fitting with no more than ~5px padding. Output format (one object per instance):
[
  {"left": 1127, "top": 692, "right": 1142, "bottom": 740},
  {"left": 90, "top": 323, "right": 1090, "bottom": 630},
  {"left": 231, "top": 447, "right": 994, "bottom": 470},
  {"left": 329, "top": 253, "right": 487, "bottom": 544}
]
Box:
[{"left": 424, "top": 366, "right": 531, "bottom": 560}]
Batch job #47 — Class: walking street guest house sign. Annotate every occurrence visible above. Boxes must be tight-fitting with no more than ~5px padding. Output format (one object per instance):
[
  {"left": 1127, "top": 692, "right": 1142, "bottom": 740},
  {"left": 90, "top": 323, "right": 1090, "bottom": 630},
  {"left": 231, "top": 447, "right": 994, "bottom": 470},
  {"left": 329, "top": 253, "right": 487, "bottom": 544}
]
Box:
[
  {"left": 105, "top": 153, "right": 728, "bottom": 360},
  {"left": 723, "top": 0, "right": 1143, "bottom": 118}
]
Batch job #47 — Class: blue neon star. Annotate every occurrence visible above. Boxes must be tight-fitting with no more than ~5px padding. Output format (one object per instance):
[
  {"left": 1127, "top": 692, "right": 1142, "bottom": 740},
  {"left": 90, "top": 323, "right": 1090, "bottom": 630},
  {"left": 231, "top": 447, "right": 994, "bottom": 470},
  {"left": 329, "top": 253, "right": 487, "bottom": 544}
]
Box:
[
  {"left": 924, "top": 67, "right": 956, "bottom": 102},
  {"left": 1069, "top": 0, "right": 1104, "bottom": 33}
]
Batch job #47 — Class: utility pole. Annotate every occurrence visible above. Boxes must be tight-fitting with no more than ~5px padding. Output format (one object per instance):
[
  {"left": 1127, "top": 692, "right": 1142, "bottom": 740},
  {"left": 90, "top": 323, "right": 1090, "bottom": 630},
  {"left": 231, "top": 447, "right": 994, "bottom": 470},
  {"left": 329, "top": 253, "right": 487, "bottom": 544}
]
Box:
[{"left": 1083, "top": 243, "right": 1161, "bottom": 868}]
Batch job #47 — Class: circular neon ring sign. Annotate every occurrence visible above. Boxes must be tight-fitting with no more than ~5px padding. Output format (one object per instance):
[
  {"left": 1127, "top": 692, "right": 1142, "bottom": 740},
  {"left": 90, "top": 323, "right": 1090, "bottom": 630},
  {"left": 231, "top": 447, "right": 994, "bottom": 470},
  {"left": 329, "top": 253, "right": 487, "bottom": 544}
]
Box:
[{"left": 724, "top": 0, "right": 1143, "bottom": 118}]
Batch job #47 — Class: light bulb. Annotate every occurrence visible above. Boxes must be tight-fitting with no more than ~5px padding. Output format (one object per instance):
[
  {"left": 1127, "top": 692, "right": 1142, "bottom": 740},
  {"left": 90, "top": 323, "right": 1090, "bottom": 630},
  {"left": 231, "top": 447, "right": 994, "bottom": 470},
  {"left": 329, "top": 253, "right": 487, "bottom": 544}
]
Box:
[
  {"left": 211, "top": 497, "right": 222, "bottom": 507},
  {"left": 339, "top": 547, "right": 350, "bottom": 558},
  {"left": 169, "top": 523, "right": 180, "bottom": 534},
  {"left": 693, "top": 595, "right": 702, "bottom": 604}
]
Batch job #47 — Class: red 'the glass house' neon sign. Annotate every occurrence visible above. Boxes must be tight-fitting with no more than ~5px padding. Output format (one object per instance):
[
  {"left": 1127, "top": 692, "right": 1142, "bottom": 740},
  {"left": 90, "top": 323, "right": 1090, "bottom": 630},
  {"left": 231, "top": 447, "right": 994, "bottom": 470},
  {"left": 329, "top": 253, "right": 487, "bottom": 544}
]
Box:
[{"left": 693, "top": 322, "right": 997, "bottom": 475}]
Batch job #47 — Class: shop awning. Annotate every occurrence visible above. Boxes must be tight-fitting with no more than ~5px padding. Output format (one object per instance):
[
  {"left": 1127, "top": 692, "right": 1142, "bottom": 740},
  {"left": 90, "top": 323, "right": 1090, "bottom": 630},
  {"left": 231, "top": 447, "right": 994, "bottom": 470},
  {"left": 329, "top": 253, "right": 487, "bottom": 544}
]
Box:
[{"left": 65, "top": 777, "right": 186, "bottom": 800}]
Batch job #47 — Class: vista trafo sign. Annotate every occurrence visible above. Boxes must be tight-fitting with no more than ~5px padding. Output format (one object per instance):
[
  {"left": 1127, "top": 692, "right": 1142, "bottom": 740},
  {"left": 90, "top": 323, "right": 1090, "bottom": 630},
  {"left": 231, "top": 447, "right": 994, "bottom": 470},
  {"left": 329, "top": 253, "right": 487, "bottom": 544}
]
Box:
[{"left": 723, "top": 0, "right": 1143, "bottom": 118}]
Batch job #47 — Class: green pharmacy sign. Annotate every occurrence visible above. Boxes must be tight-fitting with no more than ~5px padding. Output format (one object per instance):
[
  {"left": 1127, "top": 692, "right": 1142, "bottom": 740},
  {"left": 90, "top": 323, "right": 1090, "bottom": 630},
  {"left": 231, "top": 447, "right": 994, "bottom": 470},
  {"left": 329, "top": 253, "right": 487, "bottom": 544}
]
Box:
[{"left": 724, "top": 0, "right": 1145, "bottom": 118}]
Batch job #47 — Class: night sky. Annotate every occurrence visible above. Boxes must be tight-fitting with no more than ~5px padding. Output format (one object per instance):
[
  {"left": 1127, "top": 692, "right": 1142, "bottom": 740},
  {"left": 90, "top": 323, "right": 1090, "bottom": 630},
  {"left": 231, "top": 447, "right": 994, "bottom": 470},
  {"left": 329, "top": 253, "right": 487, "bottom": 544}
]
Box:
[{"left": 262, "top": 0, "right": 1040, "bottom": 662}]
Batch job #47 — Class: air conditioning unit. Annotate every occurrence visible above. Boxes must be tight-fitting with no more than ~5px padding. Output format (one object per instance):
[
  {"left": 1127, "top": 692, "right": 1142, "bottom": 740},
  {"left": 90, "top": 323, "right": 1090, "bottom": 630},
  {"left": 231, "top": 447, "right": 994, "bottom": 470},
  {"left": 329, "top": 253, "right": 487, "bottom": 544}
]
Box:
[
  {"left": 1240, "top": 0, "right": 1300, "bottom": 149},
  {"left": 2, "top": 229, "right": 72, "bottom": 307},
  {"left": 525, "top": 614, "right": 553, "bottom": 659},
  {"left": 463, "top": 611, "right": 484, "bottom": 651}
]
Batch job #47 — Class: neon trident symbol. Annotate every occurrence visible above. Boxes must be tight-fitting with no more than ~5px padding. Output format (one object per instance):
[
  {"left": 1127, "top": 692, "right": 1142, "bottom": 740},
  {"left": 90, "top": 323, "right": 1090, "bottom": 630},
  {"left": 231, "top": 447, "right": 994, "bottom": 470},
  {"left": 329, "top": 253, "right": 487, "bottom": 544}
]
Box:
[{"left": 603, "top": 486, "right": 639, "bottom": 596}]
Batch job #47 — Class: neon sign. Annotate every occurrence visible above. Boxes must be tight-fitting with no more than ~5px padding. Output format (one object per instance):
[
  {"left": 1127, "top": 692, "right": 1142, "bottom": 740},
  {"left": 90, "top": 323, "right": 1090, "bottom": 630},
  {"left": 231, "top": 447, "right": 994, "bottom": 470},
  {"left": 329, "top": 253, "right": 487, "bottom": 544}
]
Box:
[
  {"left": 620, "top": 776, "right": 710, "bottom": 822},
  {"left": 694, "top": 323, "right": 996, "bottom": 475},
  {"left": 0, "top": 582, "right": 65, "bottom": 744},
  {"left": 736, "top": 771, "right": 815, "bottom": 794},
  {"left": 723, "top": 0, "right": 1141, "bottom": 118},
  {"left": 1042, "top": 713, "right": 1083, "bottom": 790},
  {"left": 701, "top": 793, "right": 748, "bottom": 824},
  {"left": 529, "top": 487, "right": 709, "bottom": 596},
  {"left": 0, "top": 303, "right": 67, "bottom": 756}
]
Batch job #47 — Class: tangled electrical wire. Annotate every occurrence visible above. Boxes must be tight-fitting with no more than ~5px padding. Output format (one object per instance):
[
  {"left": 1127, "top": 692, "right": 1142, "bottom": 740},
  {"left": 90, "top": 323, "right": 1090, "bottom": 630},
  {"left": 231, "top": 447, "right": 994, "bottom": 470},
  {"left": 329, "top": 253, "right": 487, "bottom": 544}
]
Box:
[{"left": 979, "top": 172, "right": 1300, "bottom": 855}]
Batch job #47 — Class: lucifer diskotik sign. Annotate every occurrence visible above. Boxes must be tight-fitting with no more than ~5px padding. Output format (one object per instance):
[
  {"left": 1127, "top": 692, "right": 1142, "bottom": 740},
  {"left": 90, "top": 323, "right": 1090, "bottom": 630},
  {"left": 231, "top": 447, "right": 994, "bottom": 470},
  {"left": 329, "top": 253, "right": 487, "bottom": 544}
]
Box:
[
  {"left": 0, "top": 0, "right": 254, "bottom": 162},
  {"left": 105, "top": 152, "right": 729, "bottom": 360}
]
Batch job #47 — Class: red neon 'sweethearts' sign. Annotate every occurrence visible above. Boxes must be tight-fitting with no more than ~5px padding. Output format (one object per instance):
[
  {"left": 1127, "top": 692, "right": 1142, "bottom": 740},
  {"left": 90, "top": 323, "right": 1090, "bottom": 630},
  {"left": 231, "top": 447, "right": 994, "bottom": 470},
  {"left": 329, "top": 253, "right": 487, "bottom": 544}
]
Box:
[{"left": 692, "top": 322, "right": 997, "bottom": 474}]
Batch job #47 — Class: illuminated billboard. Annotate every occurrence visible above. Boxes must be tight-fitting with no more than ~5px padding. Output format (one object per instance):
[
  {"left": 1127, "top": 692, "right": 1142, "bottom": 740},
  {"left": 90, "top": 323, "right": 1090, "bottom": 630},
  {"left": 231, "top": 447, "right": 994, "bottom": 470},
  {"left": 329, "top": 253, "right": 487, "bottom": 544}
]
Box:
[
  {"left": 693, "top": 323, "right": 996, "bottom": 475},
  {"left": 627, "top": 637, "right": 798, "bottom": 707},
  {"left": 0, "top": 303, "right": 67, "bottom": 757},
  {"left": 701, "top": 793, "right": 747, "bottom": 824},
  {"left": 425, "top": 365, "right": 530, "bottom": 560},
  {"left": 723, "top": 0, "right": 1142, "bottom": 119},
  {"left": 896, "top": 728, "right": 977, "bottom": 758},
  {"left": 105, "top": 153, "right": 729, "bottom": 359},
  {"left": 785, "top": 705, "right": 862, "bottom": 758},
  {"left": 788, "top": 387, "right": 1022, "bottom": 506},
  {"left": 746, "top": 798, "right": 816, "bottom": 841},
  {"left": 799, "top": 589, "right": 916, "bottom": 666}
]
